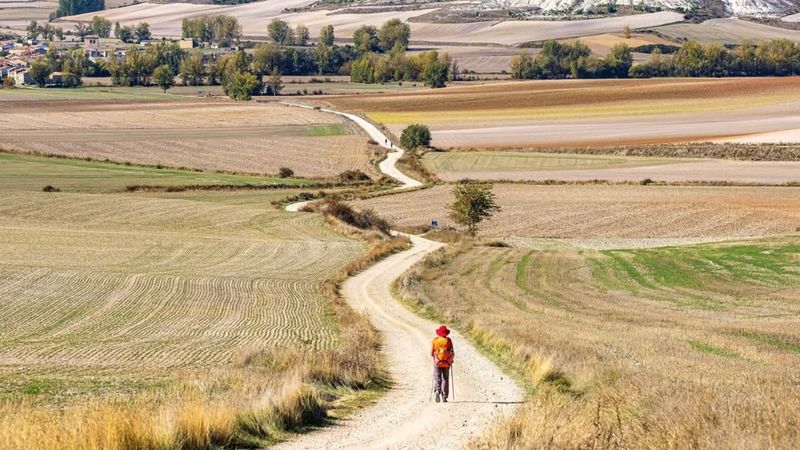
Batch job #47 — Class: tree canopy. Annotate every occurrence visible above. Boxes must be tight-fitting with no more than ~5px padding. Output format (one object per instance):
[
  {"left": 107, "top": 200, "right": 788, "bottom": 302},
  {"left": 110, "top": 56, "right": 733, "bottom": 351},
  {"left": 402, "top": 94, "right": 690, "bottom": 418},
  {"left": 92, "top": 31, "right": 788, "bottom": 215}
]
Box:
[{"left": 448, "top": 181, "right": 501, "bottom": 236}]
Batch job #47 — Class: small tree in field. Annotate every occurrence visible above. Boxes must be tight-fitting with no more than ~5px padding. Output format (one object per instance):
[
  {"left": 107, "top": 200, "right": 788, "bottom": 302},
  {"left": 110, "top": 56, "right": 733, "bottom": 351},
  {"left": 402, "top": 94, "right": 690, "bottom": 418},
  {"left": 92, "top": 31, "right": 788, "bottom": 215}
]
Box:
[
  {"left": 153, "top": 65, "right": 174, "bottom": 93},
  {"left": 278, "top": 167, "right": 294, "bottom": 178},
  {"left": 399, "top": 123, "right": 431, "bottom": 150},
  {"left": 448, "top": 180, "right": 500, "bottom": 236},
  {"left": 622, "top": 25, "right": 632, "bottom": 39}
]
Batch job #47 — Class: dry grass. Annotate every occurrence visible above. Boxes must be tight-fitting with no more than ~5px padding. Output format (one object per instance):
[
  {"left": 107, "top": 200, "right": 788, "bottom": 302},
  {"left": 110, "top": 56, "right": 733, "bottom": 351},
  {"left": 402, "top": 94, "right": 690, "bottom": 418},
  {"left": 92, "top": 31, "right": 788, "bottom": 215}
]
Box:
[
  {"left": 399, "top": 239, "right": 800, "bottom": 449},
  {"left": 0, "top": 99, "right": 381, "bottom": 178},
  {"left": 0, "top": 185, "right": 408, "bottom": 448},
  {"left": 351, "top": 184, "right": 800, "bottom": 240}
]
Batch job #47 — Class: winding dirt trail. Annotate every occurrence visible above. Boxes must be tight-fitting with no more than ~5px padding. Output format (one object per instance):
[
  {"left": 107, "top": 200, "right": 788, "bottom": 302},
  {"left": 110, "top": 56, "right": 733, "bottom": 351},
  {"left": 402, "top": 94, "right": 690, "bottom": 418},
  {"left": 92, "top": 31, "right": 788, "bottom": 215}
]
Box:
[{"left": 280, "top": 104, "right": 523, "bottom": 449}]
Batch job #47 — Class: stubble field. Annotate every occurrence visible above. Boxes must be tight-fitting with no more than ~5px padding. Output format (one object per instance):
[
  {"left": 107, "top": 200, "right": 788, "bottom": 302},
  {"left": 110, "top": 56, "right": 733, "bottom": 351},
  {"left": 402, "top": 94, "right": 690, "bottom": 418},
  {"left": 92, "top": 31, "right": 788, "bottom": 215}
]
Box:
[
  {"left": 0, "top": 95, "right": 380, "bottom": 178},
  {"left": 352, "top": 184, "right": 800, "bottom": 244},
  {"left": 0, "top": 169, "right": 362, "bottom": 399},
  {"left": 423, "top": 151, "right": 800, "bottom": 184},
  {"left": 402, "top": 238, "right": 800, "bottom": 448}
]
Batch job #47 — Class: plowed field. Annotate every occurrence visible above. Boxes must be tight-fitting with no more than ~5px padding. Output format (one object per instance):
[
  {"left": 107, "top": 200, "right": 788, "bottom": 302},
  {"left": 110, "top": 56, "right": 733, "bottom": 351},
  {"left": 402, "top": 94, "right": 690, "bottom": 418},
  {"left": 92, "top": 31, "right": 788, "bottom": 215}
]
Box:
[{"left": 0, "top": 98, "right": 379, "bottom": 178}]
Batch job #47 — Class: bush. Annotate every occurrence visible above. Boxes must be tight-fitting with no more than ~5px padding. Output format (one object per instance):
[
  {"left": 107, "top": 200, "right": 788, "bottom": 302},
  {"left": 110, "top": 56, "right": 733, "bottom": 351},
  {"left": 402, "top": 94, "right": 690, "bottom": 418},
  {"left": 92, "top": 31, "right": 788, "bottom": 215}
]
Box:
[
  {"left": 278, "top": 167, "right": 294, "bottom": 178},
  {"left": 319, "top": 198, "right": 391, "bottom": 234},
  {"left": 399, "top": 124, "right": 431, "bottom": 150},
  {"left": 42, "top": 185, "right": 60, "bottom": 192},
  {"left": 337, "top": 169, "right": 371, "bottom": 183}
]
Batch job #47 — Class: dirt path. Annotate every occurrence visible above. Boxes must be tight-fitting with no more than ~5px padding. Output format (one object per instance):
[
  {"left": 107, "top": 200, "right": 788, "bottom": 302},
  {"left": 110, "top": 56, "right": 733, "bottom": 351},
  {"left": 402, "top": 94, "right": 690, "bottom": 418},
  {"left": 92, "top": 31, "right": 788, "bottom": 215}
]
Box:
[{"left": 281, "top": 104, "right": 523, "bottom": 448}]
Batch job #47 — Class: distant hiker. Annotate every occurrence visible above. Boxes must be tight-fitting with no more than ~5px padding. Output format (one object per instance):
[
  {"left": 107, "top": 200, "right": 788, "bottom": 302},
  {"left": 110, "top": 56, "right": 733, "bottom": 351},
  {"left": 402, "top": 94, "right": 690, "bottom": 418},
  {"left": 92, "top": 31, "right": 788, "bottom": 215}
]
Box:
[{"left": 431, "top": 325, "right": 454, "bottom": 403}]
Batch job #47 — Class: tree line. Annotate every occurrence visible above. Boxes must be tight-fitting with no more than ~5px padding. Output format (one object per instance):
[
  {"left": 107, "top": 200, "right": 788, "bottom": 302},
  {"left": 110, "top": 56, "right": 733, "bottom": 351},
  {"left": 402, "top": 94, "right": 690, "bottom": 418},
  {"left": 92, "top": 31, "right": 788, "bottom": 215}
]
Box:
[{"left": 510, "top": 38, "right": 800, "bottom": 80}]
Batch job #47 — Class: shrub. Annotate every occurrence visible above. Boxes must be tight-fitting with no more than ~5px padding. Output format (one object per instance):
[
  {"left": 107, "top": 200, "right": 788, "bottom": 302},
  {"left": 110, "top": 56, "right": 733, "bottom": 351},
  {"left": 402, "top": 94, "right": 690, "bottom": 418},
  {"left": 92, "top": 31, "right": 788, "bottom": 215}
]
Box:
[
  {"left": 337, "top": 169, "right": 371, "bottom": 183},
  {"left": 278, "top": 167, "right": 294, "bottom": 178},
  {"left": 399, "top": 124, "right": 431, "bottom": 150},
  {"left": 317, "top": 197, "right": 391, "bottom": 234},
  {"left": 42, "top": 185, "right": 60, "bottom": 192}
]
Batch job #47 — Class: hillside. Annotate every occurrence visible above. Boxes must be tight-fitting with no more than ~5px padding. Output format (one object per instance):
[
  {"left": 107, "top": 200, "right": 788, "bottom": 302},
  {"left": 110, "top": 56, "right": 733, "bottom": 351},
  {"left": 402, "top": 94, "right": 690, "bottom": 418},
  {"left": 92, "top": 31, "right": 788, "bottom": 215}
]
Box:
[{"left": 521, "top": 0, "right": 797, "bottom": 17}]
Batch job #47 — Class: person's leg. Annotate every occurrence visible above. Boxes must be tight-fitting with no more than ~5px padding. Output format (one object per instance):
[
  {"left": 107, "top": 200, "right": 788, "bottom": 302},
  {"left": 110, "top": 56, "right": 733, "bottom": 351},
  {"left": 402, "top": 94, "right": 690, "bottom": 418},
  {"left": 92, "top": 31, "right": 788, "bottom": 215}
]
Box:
[
  {"left": 433, "top": 366, "right": 442, "bottom": 401},
  {"left": 441, "top": 367, "right": 450, "bottom": 401}
]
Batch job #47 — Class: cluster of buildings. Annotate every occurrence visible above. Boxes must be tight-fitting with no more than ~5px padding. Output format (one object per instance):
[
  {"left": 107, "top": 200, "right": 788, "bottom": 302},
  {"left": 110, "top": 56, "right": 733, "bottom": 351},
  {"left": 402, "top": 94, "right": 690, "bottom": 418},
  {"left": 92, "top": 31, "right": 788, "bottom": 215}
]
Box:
[{"left": 0, "top": 40, "right": 48, "bottom": 86}]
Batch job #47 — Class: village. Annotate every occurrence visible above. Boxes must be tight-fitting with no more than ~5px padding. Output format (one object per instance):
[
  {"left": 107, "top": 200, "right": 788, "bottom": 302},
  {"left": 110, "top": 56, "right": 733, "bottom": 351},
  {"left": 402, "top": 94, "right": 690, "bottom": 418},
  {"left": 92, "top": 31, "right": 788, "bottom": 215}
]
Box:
[{"left": 1, "top": 31, "right": 200, "bottom": 88}]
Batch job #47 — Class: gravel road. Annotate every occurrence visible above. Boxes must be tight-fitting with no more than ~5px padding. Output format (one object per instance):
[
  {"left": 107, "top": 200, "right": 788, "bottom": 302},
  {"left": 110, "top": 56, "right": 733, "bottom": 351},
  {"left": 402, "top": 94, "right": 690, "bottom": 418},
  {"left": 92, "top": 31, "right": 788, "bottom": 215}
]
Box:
[{"left": 281, "top": 103, "right": 523, "bottom": 449}]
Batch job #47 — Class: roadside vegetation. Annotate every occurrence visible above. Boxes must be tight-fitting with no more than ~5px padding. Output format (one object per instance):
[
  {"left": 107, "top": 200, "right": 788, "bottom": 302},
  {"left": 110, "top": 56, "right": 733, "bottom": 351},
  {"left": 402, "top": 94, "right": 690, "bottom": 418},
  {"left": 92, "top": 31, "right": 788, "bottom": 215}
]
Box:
[{"left": 398, "top": 238, "right": 800, "bottom": 448}]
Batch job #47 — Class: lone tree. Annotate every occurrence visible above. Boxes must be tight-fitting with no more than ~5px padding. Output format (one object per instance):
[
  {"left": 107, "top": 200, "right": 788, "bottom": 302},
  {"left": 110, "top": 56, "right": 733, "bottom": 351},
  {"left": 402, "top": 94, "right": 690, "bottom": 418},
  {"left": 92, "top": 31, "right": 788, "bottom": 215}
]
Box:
[
  {"left": 153, "top": 64, "right": 174, "bottom": 93},
  {"left": 399, "top": 123, "right": 431, "bottom": 150},
  {"left": 448, "top": 180, "right": 500, "bottom": 236}
]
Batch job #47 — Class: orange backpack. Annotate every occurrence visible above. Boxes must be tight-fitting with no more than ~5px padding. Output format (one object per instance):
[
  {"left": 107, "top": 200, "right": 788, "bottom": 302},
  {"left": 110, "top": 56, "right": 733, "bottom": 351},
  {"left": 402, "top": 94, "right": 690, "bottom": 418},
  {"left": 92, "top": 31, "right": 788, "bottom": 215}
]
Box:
[{"left": 433, "top": 336, "right": 453, "bottom": 368}]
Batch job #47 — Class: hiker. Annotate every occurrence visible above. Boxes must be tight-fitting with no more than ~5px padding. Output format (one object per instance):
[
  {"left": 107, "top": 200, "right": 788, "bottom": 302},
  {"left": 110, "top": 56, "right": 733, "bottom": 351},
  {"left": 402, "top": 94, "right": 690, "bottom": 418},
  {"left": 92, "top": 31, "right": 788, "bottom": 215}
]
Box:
[{"left": 431, "top": 325, "right": 454, "bottom": 403}]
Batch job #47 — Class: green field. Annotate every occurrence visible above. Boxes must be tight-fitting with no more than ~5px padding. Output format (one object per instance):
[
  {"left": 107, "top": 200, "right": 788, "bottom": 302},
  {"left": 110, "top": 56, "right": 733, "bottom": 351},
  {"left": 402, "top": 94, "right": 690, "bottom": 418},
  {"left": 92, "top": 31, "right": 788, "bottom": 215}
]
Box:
[
  {"left": 423, "top": 151, "right": 679, "bottom": 173},
  {"left": 0, "top": 152, "right": 320, "bottom": 192}
]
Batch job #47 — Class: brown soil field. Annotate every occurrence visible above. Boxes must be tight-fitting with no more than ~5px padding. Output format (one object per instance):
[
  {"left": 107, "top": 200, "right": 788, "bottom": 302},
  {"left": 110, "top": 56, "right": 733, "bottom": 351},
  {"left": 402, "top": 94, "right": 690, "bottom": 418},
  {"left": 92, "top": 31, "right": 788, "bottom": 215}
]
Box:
[
  {"left": 0, "top": 99, "right": 380, "bottom": 178},
  {"left": 326, "top": 78, "right": 800, "bottom": 149},
  {"left": 328, "top": 77, "right": 800, "bottom": 114},
  {"left": 352, "top": 184, "right": 800, "bottom": 239}
]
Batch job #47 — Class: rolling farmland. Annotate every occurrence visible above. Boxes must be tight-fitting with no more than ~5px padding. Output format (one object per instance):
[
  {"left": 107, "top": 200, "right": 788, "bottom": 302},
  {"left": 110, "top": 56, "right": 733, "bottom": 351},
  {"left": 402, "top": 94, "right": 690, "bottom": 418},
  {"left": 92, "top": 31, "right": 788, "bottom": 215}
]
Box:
[
  {"left": 423, "top": 151, "right": 800, "bottom": 184},
  {"left": 0, "top": 157, "right": 363, "bottom": 401},
  {"left": 403, "top": 239, "right": 800, "bottom": 448},
  {"left": 352, "top": 184, "right": 800, "bottom": 244},
  {"left": 0, "top": 96, "right": 380, "bottom": 178},
  {"left": 328, "top": 77, "right": 800, "bottom": 149}
]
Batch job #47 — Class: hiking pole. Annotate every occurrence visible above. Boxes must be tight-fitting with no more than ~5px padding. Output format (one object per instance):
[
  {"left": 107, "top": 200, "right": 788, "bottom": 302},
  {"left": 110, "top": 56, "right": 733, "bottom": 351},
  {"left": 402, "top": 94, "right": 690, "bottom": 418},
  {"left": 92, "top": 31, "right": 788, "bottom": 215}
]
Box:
[
  {"left": 430, "top": 369, "right": 434, "bottom": 402},
  {"left": 450, "top": 364, "right": 455, "bottom": 402}
]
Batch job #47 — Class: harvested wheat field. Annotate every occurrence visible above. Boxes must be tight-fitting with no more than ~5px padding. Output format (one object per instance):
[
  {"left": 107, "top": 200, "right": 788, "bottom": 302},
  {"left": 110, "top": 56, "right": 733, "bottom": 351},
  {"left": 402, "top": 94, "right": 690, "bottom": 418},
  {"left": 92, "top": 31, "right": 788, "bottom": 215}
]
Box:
[
  {"left": 424, "top": 151, "right": 800, "bottom": 184},
  {"left": 0, "top": 187, "right": 361, "bottom": 383},
  {"left": 400, "top": 238, "right": 800, "bottom": 448},
  {"left": 352, "top": 184, "right": 800, "bottom": 242},
  {"left": 327, "top": 77, "right": 800, "bottom": 149},
  {"left": 0, "top": 97, "right": 380, "bottom": 178},
  {"left": 651, "top": 17, "right": 800, "bottom": 44},
  {"left": 61, "top": 3, "right": 681, "bottom": 46}
]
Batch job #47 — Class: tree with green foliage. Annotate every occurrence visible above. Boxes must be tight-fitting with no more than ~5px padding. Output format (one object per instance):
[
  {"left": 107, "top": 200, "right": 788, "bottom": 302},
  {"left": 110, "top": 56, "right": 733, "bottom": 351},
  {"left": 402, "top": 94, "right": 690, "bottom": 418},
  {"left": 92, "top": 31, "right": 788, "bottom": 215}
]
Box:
[
  {"left": 295, "top": 24, "right": 309, "bottom": 46},
  {"left": 116, "top": 24, "right": 133, "bottom": 43},
  {"left": 40, "top": 23, "right": 57, "bottom": 41},
  {"left": 52, "top": 0, "right": 104, "bottom": 19},
  {"left": 27, "top": 21, "right": 40, "bottom": 40},
  {"left": 510, "top": 51, "right": 536, "bottom": 79},
  {"left": 225, "top": 70, "right": 258, "bottom": 100},
  {"left": 319, "top": 25, "right": 335, "bottom": 46},
  {"left": 353, "top": 25, "right": 379, "bottom": 54},
  {"left": 448, "top": 180, "right": 501, "bottom": 236},
  {"left": 399, "top": 123, "right": 431, "bottom": 150},
  {"left": 61, "top": 49, "right": 86, "bottom": 87},
  {"left": 153, "top": 64, "right": 174, "bottom": 93},
  {"left": 134, "top": 22, "right": 151, "bottom": 42},
  {"left": 179, "top": 50, "right": 205, "bottom": 86},
  {"left": 74, "top": 23, "right": 91, "bottom": 40},
  {"left": 251, "top": 42, "right": 282, "bottom": 77},
  {"left": 54, "top": 26, "right": 64, "bottom": 40},
  {"left": 420, "top": 50, "right": 449, "bottom": 88},
  {"left": 90, "top": 15, "right": 112, "bottom": 37},
  {"left": 378, "top": 18, "right": 410, "bottom": 51},
  {"left": 28, "top": 59, "right": 52, "bottom": 87},
  {"left": 268, "top": 19, "right": 292, "bottom": 45}
]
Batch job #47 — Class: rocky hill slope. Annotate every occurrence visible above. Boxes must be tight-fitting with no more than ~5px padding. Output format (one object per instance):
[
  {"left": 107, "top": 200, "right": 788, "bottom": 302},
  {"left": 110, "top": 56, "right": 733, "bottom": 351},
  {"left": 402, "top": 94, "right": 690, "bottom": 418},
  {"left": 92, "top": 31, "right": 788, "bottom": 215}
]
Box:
[{"left": 522, "top": 0, "right": 798, "bottom": 17}]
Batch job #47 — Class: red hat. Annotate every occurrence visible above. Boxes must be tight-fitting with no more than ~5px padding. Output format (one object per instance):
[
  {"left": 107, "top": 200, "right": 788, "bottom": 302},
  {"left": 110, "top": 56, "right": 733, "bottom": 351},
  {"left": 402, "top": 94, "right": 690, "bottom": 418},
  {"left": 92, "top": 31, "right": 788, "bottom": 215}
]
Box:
[{"left": 435, "top": 325, "right": 450, "bottom": 337}]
